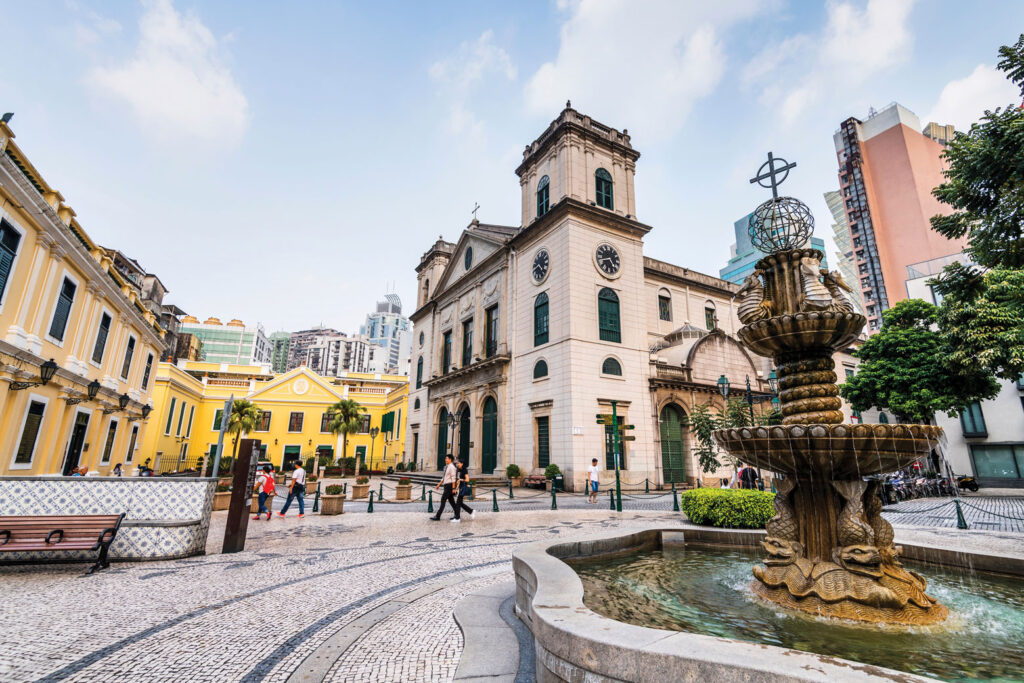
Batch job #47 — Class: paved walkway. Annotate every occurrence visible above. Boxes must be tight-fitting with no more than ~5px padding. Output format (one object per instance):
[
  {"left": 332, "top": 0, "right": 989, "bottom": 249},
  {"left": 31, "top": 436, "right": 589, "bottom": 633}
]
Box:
[{"left": 2, "top": 502, "right": 1022, "bottom": 682}]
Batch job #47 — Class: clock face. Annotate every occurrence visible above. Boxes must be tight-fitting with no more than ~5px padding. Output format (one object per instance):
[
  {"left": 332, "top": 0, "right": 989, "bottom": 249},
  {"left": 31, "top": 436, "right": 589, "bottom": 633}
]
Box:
[
  {"left": 464, "top": 247, "right": 473, "bottom": 270},
  {"left": 595, "top": 243, "right": 620, "bottom": 276},
  {"left": 532, "top": 248, "right": 550, "bottom": 283}
]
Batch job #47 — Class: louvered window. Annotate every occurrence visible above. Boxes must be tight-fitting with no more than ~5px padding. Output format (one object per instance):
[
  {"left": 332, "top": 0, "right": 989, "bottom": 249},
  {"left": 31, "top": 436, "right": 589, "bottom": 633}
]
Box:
[
  {"left": 92, "top": 313, "right": 112, "bottom": 364},
  {"left": 0, "top": 219, "right": 21, "bottom": 306},
  {"left": 48, "top": 277, "right": 77, "bottom": 341},
  {"left": 598, "top": 288, "right": 620, "bottom": 342}
]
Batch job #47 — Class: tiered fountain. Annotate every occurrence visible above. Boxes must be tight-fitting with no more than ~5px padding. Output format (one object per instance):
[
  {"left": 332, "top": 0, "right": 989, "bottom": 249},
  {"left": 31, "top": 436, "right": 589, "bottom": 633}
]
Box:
[{"left": 713, "top": 153, "right": 947, "bottom": 625}]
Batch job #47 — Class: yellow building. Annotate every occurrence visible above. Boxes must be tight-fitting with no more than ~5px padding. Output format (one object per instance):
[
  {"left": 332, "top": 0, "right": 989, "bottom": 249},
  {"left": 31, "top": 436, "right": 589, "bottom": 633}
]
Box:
[
  {"left": 141, "top": 361, "right": 409, "bottom": 473},
  {"left": 0, "top": 119, "right": 165, "bottom": 476}
]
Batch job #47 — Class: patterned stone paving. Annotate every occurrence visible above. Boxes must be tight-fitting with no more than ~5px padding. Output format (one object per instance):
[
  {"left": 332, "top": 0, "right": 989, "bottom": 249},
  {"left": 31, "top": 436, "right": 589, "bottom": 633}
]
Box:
[{"left": 1, "top": 498, "right": 1021, "bottom": 682}]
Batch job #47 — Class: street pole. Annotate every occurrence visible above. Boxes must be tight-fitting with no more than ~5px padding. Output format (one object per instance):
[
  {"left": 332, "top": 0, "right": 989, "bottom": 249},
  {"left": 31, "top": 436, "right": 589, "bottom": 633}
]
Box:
[
  {"left": 211, "top": 395, "right": 234, "bottom": 478},
  {"left": 745, "top": 376, "right": 764, "bottom": 490},
  {"left": 612, "top": 400, "right": 622, "bottom": 512}
]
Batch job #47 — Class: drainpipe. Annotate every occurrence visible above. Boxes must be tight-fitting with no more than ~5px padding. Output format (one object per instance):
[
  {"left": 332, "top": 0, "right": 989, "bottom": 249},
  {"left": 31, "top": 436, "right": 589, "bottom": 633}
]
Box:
[{"left": 507, "top": 248, "right": 517, "bottom": 476}]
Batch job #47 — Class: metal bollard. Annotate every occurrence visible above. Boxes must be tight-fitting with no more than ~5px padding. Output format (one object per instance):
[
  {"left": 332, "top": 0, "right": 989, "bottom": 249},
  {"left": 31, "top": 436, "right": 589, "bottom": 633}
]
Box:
[
  {"left": 427, "top": 490, "right": 434, "bottom": 513},
  {"left": 645, "top": 478, "right": 650, "bottom": 494},
  {"left": 551, "top": 486, "right": 557, "bottom": 510},
  {"left": 672, "top": 487, "right": 680, "bottom": 512},
  {"left": 367, "top": 491, "right": 374, "bottom": 513},
  {"left": 343, "top": 482, "right": 348, "bottom": 495},
  {"left": 421, "top": 484, "right": 426, "bottom": 501},
  {"left": 379, "top": 482, "right": 384, "bottom": 500},
  {"left": 508, "top": 481, "right": 514, "bottom": 500},
  {"left": 609, "top": 489, "right": 615, "bottom": 511},
  {"left": 312, "top": 481, "right": 321, "bottom": 513},
  {"left": 954, "top": 498, "right": 969, "bottom": 529},
  {"left": 492, "top": 488, "right": 499, "bottom": 512}
]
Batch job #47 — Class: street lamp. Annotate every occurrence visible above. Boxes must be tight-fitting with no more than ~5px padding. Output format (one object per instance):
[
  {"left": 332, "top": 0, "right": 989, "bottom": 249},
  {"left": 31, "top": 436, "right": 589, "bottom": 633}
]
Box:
[
  {"left": 717, "top": 374, "right": 730, "bottom": 400},
  {"left": 369, "top": 426, "right": 379, "bottom": 472},
  {"left": 11, "top": 358, "right": 59, "bottom": 391},
  {"left": 141, "top": 404, "right": 152, "bottom": 419},
  {"left": 446, "top": 409, "right": 462, "bottom": 458},
  {"left": 767, "top": 368, "right": 778, "bottom": 395},
  {"left": 105, "top": 393, "right": 131, "bottom": 415},
  {"left": 65, "top": 378, "right": 101, "bottom": 406}
]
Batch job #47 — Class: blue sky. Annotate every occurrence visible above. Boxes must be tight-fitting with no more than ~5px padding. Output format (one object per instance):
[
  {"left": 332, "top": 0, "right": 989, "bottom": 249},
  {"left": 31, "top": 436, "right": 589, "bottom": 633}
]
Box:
[{"left": 3, "top": 1, "right": 1021, "bottom": 334}]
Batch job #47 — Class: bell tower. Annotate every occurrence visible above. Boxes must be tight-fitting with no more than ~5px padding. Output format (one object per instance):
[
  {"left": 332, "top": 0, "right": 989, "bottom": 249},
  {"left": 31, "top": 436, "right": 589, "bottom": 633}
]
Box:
[
  {"left": 515, "top": 101, "right": 640, "bottom": 228},
  {"left": 416, "top": 236, "right": 454, "bottom": 308}
]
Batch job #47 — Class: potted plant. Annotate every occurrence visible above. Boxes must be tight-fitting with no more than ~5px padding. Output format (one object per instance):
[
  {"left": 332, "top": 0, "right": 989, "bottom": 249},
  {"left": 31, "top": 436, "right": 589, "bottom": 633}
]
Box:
[
  {"left": 505, "top": 463, "right": 522, "bottom": 488},
  {"left": 352, "top": 476, "right": 370, "bottom": 499},
  {"left": 544, "top": 463, "right": 563, "bottom": 491},
  {"left": 213, "top": 483, "right": 232, "bottom": 511},
  {"left": 395, "top": 477, "right": 412, "bottom": 501},
  {"left": 321, "top": 484, "right": 345, "bottom": 515}
]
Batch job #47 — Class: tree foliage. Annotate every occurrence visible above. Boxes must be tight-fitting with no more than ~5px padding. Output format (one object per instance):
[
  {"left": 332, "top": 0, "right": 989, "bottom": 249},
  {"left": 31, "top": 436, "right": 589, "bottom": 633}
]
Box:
[
  {"left": 328, "top": 399, "right": 365, "bottom": 475},
  {"left": 226, "top": 399, "right": 263, "bottom": 460},
  {"left": 840, "top": 299, "right": 999, "bottom": 421},
  {"left": 929, "top": 34, "right": 1024, "bottom": 269},
  {"left": 687, "top": 399, "right": 777, "bottom": 473}
]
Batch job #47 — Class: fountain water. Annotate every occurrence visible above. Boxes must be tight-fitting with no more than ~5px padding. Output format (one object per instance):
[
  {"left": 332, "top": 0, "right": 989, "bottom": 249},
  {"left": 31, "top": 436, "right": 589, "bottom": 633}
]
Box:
[{"left": 713, "top": 157, "right": 946, "bottom": 625}]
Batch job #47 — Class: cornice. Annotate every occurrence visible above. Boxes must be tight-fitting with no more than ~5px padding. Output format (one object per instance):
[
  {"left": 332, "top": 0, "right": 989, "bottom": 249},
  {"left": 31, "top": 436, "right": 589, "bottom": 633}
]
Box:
[{"left": 511, "top": 197, "right": 652, "bottom": 250}]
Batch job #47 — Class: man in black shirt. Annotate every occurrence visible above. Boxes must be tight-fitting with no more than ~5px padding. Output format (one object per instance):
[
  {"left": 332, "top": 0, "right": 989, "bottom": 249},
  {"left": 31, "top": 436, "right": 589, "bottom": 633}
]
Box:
[{"left": 454, "top": 457, "right": 475, "bottom": 520}]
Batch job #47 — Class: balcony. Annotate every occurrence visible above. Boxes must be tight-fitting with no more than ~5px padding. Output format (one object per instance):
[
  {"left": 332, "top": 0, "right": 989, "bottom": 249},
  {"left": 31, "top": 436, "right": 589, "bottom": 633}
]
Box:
[{"left": 424, "top": 343, "right": 510, "bottom": 388}]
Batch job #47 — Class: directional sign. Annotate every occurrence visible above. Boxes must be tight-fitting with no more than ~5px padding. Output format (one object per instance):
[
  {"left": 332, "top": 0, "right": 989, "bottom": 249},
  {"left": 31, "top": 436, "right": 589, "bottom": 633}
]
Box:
[
  {"left": 621, "top": 435, "right": 636, "bottom": 441},
  {"left": 620, "top": 424, "right": 635, "bottom": 430}
]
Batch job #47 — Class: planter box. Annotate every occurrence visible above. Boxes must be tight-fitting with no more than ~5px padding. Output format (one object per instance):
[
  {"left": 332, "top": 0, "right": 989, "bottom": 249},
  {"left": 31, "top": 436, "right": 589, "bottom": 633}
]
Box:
[
  {"left": 510, "top": 477, "right": 522, "bottom": 488},
  {"left": 251, "top": 494, "right": 274, "bottom": 513},
  {"left": 274, "top": 474, "right": 286, "bottom": 486},
  {"left": 321, "top": 494, "right": 345, "bottom": 515},
  {"left": 351, "top": 484, "right": 369, "bottom": 499},
  {"left": 395, "top": 484, "right": 412, "bottom": 501},
  {"left": 213, "top": 491, "right": 232, "bottom": 511}
]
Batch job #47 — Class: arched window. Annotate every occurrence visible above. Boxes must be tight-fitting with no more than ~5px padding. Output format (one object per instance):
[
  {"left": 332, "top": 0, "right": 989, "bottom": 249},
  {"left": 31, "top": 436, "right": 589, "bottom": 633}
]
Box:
[
  {"left": 414, "top": 398, "right": 421, "bottom": 410},
  {"left": 598, "top": 287, "right": 620, "bottom": 343},
  {"left": 534, "top": 292, "right": 549, "bottom": 346},
  {"left": 534, "top": 359, "right": 548, "bottom": 379},
  {"left": 415, "top": 357, "right": 423, "bottom": 389},
  {"left": 704, "top": 301, "right": 717, "bottom": 330},
  {"left": 658, "top": 287, "right": 671, "bottom": 321},
  {"left": 878, "top": 412, "right": 889, "bottom": 424},
  {"left": 601, "top": 357, "right": 622, "bottom": 376},
  {"left": 537, "top": 175, "right": 550, "bottom": 218},
  {"left": 595, "top": 168, "right": 613, "bottom": 209}
]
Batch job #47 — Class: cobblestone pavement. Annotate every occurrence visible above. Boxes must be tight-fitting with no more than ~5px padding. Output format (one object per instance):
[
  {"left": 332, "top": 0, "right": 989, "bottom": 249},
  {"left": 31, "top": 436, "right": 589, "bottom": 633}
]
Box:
[
  {"left": 2, "top": 500, "right": 1021, "bottom": 683},
  {"left": 880, "top": 495, "right": 1024, "bottom": 533}
]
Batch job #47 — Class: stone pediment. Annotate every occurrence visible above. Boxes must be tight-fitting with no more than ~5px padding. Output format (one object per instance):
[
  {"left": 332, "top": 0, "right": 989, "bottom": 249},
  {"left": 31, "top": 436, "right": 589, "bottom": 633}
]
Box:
[
  {"left": 433, "top": 226, "right": 510, "bottom": 296},
  {"left": 248, "top": 367, "right": 343, "bottom": 404}
]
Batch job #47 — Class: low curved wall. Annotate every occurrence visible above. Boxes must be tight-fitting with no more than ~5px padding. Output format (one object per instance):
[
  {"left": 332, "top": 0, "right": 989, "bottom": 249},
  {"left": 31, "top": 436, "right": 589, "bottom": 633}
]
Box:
[
  {"left": 513, "top": 527, "right": 939, "bottom": 683},
  {"left": 0, "top": 476, "right": 216, "bottom": 562}
]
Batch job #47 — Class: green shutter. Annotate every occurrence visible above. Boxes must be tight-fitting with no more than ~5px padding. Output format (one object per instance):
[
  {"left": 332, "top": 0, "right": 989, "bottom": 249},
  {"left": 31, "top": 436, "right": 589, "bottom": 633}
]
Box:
[
  {"left": 165, "top": 398, "right": 177, "bottom": 434},
  {"left": 595, "top": 168, "right": 613, "bottom": 209},
  {"left": 92, "top": 313, "right": 111, "bottom": 364},
  {"left": 534, "top": 293, "right": 549, "bottom": 346},
  {"left": 48, "top": 278, "right": 76, "bottom": 341},
  {"left": 0, "top": 221, "right": 20, "bottom": 306},
  {"left": 598, "top": 288, "right": 620, "bottom": 342},
  {"left": 536, "top": 416, "right": 550, "bottom": 468},
  {"left": 15, "top": 400, "right": 46, "bottom": 465}
]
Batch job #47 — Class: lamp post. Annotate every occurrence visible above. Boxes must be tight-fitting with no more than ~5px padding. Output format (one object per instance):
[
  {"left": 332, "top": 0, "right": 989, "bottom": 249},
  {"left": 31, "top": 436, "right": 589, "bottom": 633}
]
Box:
[
  {"left": 10, "top": 358, "right": 59, "bottom": 391},
  {"left": 717, "top": 374, "right": 730, "bottom": 401},
  {"left": 65, "top": 378, "right": 101, "bottom": 406},
  {"left": 369, "top": 426, "right": 379, "bottom": 472},
  {"left": 447, "top": 409, "right": 462, "bottom": 459}
]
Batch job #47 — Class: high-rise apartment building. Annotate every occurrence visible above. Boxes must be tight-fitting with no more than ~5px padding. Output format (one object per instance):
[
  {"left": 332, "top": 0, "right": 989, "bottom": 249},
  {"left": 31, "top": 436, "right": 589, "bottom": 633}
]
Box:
[
  {"left": 286, "top": 327, "right": 384, "bottom": 375},
  {"left": 286, "top": 327, "right": 345, "bottom": 372},
  {"left": 719, "top": 212, "right": 826, "bottom": 285},
  {"left": 268, "top": 331, "right": 290, "bottom": 373},
  {"left": 833, "top": 103, "right": 966, "bottom": 331},
  {"left": 360, "top": 294, "right": 412, "bottom": 375},
  {"left": 922, "top": 122, "right": 956, "bottom": 146},
  {"left": 824, "top": 191, "right": 864, "bottom": 315},
  {"left": 178, "top": 316, "right": 271, "bottom": 365}
]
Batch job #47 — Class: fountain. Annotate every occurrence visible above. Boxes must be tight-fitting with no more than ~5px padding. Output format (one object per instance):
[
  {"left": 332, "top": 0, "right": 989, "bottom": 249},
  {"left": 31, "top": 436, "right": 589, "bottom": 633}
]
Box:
[{"left": 713, "top": 153, "right": 947, "bottom": 625}]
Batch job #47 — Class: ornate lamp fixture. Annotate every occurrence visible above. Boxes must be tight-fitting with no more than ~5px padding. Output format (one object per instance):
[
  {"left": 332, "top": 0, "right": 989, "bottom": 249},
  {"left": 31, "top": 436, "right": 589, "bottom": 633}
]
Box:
[
  {"left": 716, "top": 374, "right": 730, "bottom": 399},
  {"left": 140, "top": 404, "right": 152, "bottom": 419},
  {"left": 65, "top": 379, "right": 101, "bottom": 406},
  {"left": 767, "top": 368, "right": 779, "bottom": 395},
  {"left": 11, "top": 358, "right": 59, "bottom": 391},
  {"left": 104, "top": 393, "right": 131, "bottom": 415}
]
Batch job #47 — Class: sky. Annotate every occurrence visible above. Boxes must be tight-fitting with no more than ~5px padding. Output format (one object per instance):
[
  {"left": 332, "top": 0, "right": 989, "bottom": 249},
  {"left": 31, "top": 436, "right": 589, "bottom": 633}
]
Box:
[{"left": 3, "top": 0, "right": 1022, "bottom": 334}]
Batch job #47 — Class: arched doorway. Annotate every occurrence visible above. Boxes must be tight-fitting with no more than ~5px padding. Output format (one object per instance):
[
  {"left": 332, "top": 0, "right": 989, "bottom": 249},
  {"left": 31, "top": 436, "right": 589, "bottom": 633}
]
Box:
[
  {"left": 458, "top": 403, "right": 471, "bottom": 469},
  {"left": 436, "top": 406, "right": 448, "bottom": 470},
  {"left": 660, "top": 404, "right": 687, "bottom": 485},
  {"left": 481, "top": 397, "right": 497, "bottom": 474}
]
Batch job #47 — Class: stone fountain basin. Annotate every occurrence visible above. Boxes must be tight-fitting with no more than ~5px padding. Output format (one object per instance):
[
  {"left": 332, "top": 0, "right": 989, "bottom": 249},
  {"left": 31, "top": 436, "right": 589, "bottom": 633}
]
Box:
[
  {"left": 513, "top": 527, "right": 954, "bottom": 682},
  {"left": 712, "top": 423, "right": 943, "bottom": 478},
  {"left": 738, "top": 311, "right": 866, "bottom": 356}
]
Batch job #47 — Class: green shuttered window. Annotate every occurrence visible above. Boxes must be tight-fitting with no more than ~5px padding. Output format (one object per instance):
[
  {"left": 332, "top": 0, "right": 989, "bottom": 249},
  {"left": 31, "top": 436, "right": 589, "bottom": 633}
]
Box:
[
  {"left": 15, "top": 400, "right": 46, "bottom": 465},
  {"left": 598, "top": 288, "right": 620, "bottom": 343},
  {"left": 92, "top": 313, "right": 112, "bottom": 364},
  {"left": 0, "top": 220, "right": 22, "bottom": 306},
  {"left": 49, "top": 278, "right": 77, "bottom": 342},
  {"left": 595, "top": 168, "right": 613, "bottom": 209},
  {"left": 537, "top": 175, "right": 550, "bottom": 218},
  {"left": 536, "top": 416, "right": 550, "bottom": 468},
  {"left": 534, "top": 292, "right": 549, "bottom": 346}
]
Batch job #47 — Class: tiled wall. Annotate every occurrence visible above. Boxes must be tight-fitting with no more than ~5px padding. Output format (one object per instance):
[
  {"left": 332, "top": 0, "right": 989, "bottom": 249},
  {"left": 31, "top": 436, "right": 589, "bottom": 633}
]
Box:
[{"left": 0, "top": 477, "right": 216, "bottom": 562}]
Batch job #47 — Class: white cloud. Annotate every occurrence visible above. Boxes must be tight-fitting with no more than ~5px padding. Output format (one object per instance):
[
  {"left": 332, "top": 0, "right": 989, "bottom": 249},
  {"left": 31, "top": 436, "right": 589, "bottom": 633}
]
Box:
[
  {"left": 429, "top": 30, "right": 516, "bottom": 137},
  {"left": 86, "top": 0, "right": 248, "bottom": 146},
  {"left": 822, "top": 0, "right": 914, "bottom": 74},
  {"left": 524, "top": 0, "right": 764, "bottom": 140},
  {"left": 925, "top": 63, "right": 1020, "bottom": 131}
]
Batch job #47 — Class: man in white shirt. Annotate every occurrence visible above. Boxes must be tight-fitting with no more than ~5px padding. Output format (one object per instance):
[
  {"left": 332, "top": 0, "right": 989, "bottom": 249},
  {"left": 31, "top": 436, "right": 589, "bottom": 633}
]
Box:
[
  {"left": 278, "top": 461, "right": 306, "bottom": 518},
  {"left": 588, "top": 458, "right": 600, "bottom": 503},
  {"left": 431, "top": 455, "right": 459, "bottom": 523}
]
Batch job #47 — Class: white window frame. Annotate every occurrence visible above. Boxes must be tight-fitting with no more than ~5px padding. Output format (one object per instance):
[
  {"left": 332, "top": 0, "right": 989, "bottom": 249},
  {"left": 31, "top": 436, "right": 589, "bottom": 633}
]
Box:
[
  {"left": 100, "top": 417, "right": 119, "bottom": 465},
  {"left": 175, "top": 400, "right": 187, "bottom": 437},
  {"left": 140, "top": 351, "right": 155, "bottom": 391},
  {"left": 125, "top": 424, "right": 139, "bottom": 464},
  {"left": 0, "top": 213, "right": 27, "bottom": 314},
  {"left": 165, "top": 397, "right": 177, "bottom": 436},
  {"left": 600, "top": 354, "right": 626, "bottom": 380},
  {"left": 288, "top": 411, "right": 305, "bottom": 433},
  {"left": 185, "top": 405, "right": 195, "bottom": 438},
  {"left": 9, "top": 392, "right": 49, "bottom": 470},
  {"left": 120, "top": 333, "right": 138, "bottom": 381},
  {"left": 44, "top": 268, "right": 81, "bottom": 348},
  {"left": 90, "top": 306, "right": 115, "bottom": 369}
]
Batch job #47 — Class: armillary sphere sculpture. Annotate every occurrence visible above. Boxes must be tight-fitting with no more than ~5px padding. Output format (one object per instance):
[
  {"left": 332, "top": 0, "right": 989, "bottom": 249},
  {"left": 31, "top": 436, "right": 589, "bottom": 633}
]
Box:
[{"left": 715, "top": 152, "right": 948, "bottom": 625}]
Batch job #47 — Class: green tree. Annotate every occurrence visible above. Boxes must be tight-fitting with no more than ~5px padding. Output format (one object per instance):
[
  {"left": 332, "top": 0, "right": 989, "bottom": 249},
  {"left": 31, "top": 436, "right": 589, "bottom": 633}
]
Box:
[
  {"left": 226, "top": 399, "right": 264, "bottom": 462},
  {"left": 687, "top": 403, "right": 724, "bottom": 473},
  {"left": 930, "top": 34, "right": 1024, "bottom": 269},
  {"left": 933, "top": 264, "right": 1024, "bottom": 382},
  {"left": 328, "top": 399, "right": 365, "bottom": 476},
  {"left": 840, "top": 299, "right": 999, "bottom": 422}
]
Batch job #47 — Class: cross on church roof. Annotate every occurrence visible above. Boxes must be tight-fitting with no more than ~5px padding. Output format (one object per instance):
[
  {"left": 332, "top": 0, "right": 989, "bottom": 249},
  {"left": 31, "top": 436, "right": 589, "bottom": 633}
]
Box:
[
  {"left": 749, "top": 151, "right": 796, "bottom": 200},
  {"left": 471, "top": 202, "right": 480, "bottom": 222}
]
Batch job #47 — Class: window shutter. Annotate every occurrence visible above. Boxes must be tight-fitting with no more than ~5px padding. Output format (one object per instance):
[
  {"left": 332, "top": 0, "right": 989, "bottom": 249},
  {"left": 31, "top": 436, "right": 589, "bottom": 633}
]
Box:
[
  {"left": 49, "top": 279, "right": 76, "bottom": 341},
  {"left": 93, "top": 314, "right": 111, "bottom": 364},
  {"left": 536, "top": 417, "right": 550, "bottom": 468},
  {"left": 0, "top": 221, "right": 19, "bottom": 303},
  {"left": 15, "top": 401, "right": 46, "bottom": 465}
]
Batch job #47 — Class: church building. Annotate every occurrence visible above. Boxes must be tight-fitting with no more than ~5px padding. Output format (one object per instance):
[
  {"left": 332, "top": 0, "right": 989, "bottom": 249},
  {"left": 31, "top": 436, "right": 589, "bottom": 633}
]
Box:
[{"left": 404, "top": 104, "right": 779, "bottom": 491}]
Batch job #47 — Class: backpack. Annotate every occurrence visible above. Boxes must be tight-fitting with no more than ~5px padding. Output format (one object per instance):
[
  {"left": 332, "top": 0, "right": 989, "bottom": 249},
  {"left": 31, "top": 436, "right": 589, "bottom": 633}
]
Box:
[{"left": 262, "top": 473, "right": 276, "bottom": 495}]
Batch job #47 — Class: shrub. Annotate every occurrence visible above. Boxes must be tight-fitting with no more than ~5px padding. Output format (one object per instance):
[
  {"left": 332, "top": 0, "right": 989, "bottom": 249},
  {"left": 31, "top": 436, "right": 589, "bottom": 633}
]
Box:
[
  {"left": 407, "top": 461, "right": 417, "bottom": 472},
  {"left": 544, "top": 464, "right": 561, "bottom": 479},
  {"left": 386, "top": 466, "right": 394, "bottom": 474},
  {"left": 679, "top": 488, "right": 775, "bottom": 529},
  {"left": 396, "top": 462, "right": 406, "bottom": 472},
  {"left": 325, "top": 484, "right": 344, "bottom": 496},
  {"left": 398, "top": 477, "right": 411, "bottom": 485},
  {"left": 323, "top": 467, "right": 343, "bottom": 478},
  {"left": 216, "top": 483, "right": 231, "bottom": 493},
  {"left": 304, "top": 456, "right": 316, "bottom": 472},
  {"left": 505, "top": 463, "right": 522, "bottom": 478},
  {"left": 356, "top": 476, "right": 369, "bottom": 485}
]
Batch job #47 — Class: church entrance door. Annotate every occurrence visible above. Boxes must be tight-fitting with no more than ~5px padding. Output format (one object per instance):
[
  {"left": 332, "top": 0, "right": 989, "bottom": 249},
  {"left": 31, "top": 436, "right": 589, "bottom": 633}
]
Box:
[
  {"left": 436, "top": 407, "right": 449, "bottom": 470},
  {"left": 659, "top": 405, "right": 687, "bottom": 484},
  {"left": 458, "top": 404, "right": 471, "bottom": 469},
  {"left": 481, "top": 397, "right": 497, "bottom": 474}
]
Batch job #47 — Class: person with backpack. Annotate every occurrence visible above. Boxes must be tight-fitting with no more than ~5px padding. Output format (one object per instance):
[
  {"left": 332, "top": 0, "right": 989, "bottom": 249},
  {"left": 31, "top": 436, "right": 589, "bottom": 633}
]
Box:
[
  {"left": 278, "top": 460, "right": 306, "bottom": 518},
  {"left": 253, "top": 465, "right": 275, "bottom": 520}
]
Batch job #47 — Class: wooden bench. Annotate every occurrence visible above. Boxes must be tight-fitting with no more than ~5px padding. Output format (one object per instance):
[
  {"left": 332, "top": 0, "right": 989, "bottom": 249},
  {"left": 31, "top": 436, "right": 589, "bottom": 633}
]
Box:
[
  {"left": 0, "top": 513, "right": 125, "bottom": 574},
  {"left": 523, "top": 475, "right": 547, "bottom": 490}
]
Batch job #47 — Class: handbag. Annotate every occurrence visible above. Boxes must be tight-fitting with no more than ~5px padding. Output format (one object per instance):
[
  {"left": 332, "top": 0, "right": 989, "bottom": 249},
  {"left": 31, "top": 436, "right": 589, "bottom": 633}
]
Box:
[{"left": 459, "top": 483, "right": 471, "bottom": 498}]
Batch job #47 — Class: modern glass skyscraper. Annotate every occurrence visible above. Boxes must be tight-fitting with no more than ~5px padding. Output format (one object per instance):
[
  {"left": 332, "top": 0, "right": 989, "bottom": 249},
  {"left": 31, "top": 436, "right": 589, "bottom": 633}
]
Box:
[
  {"left": 719, "top": 212, "right": 826, "bottom": 285},
  {"left": 360, "top": 294, "right": 412, "bottom": 375}
]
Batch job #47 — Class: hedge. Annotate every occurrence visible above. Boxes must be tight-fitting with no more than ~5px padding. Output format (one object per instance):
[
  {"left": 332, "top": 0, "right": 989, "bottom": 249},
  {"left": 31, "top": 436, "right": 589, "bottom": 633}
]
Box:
[{"left": 679, "top": 488, "right": 775, "bottom": 528}]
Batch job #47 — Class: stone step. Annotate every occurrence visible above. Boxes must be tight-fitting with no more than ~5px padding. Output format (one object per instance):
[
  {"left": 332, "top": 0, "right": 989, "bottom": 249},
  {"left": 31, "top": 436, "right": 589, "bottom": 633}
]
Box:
[{"left": 383, "top": 472, "right": 510, "bottom": 488}]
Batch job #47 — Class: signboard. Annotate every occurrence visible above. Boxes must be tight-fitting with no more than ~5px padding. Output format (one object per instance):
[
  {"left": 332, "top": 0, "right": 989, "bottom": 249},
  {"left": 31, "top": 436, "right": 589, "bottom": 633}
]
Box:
[{"left": 223, "top": 438, "right": 261, "bottom": 554}]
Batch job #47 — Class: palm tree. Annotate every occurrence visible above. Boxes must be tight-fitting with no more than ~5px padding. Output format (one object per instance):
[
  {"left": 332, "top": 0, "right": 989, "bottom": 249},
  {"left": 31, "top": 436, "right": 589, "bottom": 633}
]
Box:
[
  {"left": 328, "top": 398, "right": 365, "bottom": 476},
  {"left": 226, "top": 398, "right": 264, "bottom": 466}
]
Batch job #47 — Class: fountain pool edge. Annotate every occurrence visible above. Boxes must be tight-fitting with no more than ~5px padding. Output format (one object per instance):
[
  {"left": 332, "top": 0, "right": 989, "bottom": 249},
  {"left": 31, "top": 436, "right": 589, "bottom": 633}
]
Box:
[{"left": 511, "top": 526, "right": 1024, "bottom": 683}]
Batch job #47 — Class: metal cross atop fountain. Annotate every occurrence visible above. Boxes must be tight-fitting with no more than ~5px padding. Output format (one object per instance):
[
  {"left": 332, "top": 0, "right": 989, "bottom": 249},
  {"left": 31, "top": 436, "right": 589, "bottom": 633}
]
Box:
[{"left": 749, "top": 152, "right": 796, "bottom": 200}]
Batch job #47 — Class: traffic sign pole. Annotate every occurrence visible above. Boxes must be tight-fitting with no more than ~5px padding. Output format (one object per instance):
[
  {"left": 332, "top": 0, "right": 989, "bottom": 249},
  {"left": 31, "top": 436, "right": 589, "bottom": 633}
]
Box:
[{"left": 612, "top": 401, "right": 622, "bottom": 512}]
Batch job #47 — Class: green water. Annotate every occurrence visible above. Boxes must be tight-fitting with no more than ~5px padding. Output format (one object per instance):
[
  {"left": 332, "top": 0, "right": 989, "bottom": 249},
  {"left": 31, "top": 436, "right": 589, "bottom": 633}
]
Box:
[{"left": 570, "top": 547, "right": 1024, "bottom": 682}]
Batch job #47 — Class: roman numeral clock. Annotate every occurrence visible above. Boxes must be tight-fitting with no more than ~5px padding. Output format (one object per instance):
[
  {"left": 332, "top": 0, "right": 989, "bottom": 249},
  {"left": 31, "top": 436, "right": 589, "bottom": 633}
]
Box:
[
  {"left": 532, "top": 248, "right": 550, "bottom": 284},
  {"left": 594, "top": 243, "right": 621, "bottom": 279}
]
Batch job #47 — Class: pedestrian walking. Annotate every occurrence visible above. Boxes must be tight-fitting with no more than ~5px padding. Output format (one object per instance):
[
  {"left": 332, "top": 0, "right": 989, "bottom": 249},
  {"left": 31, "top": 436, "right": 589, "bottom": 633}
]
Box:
[
  {"left": 587, "top": 458, "right": 600, "bottom": 503},
  {"left": 430, "top": 454, "right": 459, "bottom": 523},
  {"left": 253, "top": 464, "right": 275, "bottom": 520},
  {"left": 278, "top": 460, "right": 306, "bottom": 518},
  {"left": 454, "top": 457, "right": 475, "bottom": 520},
  {"left": 739, "top": 465, "right": 760, "bottom": 490}
]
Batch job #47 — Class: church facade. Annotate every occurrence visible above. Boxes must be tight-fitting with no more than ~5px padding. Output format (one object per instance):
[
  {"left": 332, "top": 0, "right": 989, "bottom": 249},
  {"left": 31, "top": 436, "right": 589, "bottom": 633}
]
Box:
[{"left": 404, "top": 105, "right": 782, "bottom": 491}]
